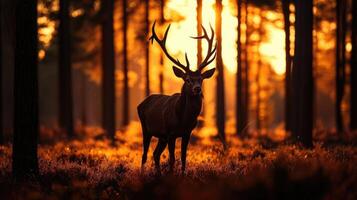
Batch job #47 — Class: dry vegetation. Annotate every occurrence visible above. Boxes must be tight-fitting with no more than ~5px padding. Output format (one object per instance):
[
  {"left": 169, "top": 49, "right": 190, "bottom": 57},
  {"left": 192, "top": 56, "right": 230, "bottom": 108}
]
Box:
[{"left": 0, "top": 123, "right": 356, "bottom": 199}]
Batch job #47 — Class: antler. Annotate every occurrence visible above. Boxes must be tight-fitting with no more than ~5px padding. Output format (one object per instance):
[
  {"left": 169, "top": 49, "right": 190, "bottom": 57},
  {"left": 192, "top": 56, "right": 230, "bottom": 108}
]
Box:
[
  {"left": 149, "top": 21, "right": 190, "bottom": 72},
  {"left": 191, "top": 24, "right": 217, "bottom": 72}
]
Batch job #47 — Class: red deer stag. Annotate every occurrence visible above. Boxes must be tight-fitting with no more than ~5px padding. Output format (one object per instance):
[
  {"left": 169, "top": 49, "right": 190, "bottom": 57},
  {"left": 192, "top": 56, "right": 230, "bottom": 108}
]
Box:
[{"left": 137, "top": 22, "right": 216, "bottom": 175}]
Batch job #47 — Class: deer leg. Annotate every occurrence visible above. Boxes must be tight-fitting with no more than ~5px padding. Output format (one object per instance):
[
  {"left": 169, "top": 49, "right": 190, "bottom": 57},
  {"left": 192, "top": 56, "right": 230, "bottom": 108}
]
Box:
[
  {"left": 141, "top": 135, "right": 152, "bottom": 168},
  {"left": 168, "top": 138, "right": 176, "bottom": 173},
  {"left": 153, "top": 139, "right": 167, "bottom": 175},
  {"left": 181, "top": 135, "right": 190, "bottom": 175}
]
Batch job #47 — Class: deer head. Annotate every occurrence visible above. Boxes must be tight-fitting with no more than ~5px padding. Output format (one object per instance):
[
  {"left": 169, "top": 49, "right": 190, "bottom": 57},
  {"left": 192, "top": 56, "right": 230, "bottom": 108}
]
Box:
[{"left": 149, "top": 22, "right": 217, "bottom": 96}]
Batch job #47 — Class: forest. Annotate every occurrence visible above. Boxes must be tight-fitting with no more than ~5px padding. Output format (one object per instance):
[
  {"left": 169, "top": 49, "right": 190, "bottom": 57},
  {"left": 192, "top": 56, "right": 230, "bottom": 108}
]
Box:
[{"left": 0, "top": 0, "right": 357, "bottom": 199}]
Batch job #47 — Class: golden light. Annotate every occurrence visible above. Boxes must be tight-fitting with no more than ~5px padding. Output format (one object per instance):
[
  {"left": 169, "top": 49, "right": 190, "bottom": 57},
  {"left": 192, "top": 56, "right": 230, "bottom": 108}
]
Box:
[
  {"left": 165, "top": 0, "right": 198, "bottom": 70},
  {"left": 259, "top": 24, "right": 286, "bottom": 75},
  {"left": 71, "top": 9, "right": 84, "bottom": 18},
  {"left": 165, "top": 0, "right": 237, "bottom": 73},
  {"left": 346, "top": 42, "right": 352, "bottom": 53},
  {"left": 38, "top": 49, "right": 46, "bottom": 60},
  {"left": 38, "top": 1, "right": 58, "bottom": 54},
  {"left": 164, "top": 1, "right": 285, "bottom": 76}
]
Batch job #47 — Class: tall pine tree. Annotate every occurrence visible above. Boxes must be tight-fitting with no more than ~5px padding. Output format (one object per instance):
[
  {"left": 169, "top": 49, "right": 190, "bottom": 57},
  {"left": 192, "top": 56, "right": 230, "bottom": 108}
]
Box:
[
  {"left": 58, "top": 0, "right": 74, "bottom": 137},
  {"left": 0, "top": 0, "right": 3, "bottom": 144},
  {"left": 351, "top": 0, "right": 357, "bottom": 130},
  {"left": 282, "top": 0, "right": 292, "bottom": 132},
  {"left": 335, "top": 0, "right": 346, "bottom": 132},
  {"left": 122, "top": 0, "right": 129, "bottom": 126},
  {"left": 12, "top": 0, "right": 39, "bottom": 180},
  {"left": 292, "top": 0, "right": 313, "bottom": 147},
  {"left": 236, "top": 0, "right": 245, "bottom": 136},
  {"left": 101, "top": 0, "right": 116, "bottom": 140},
  {"left": 158, "top": 0, "right": 165, "bottom": 94},
  {"left": 145, "top": 0, "right": 150, "bottom": 96},
  {"left": 215, "top": 0, "right": 226, "bottom": 146}
]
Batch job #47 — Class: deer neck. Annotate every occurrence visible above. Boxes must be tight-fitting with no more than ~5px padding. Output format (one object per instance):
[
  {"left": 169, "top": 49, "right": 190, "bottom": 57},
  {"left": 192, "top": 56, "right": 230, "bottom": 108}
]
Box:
[{"left": 177, "top": 83, "right": 202, "bottom": 124}]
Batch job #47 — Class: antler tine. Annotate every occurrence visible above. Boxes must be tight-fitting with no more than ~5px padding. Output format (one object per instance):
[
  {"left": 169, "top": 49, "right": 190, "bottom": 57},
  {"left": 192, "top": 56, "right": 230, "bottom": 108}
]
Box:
[
  {"left": 205, "top": 51, "right": 217, "bottom": 67},
  {"left": 149, "top": 22, "right": 190, "bottom": 72},
  {"left": 191, "top": 24, "right": 217, "bottom": 72},
  {"left": 185, "top": 53, "right": 190, "bottom": 69}
]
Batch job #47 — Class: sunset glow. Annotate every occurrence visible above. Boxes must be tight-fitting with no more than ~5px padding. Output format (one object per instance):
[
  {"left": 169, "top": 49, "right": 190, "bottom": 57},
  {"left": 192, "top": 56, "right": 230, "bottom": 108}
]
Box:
[{"left": 163, "top": 0, "right": 286, "bottom": 75}]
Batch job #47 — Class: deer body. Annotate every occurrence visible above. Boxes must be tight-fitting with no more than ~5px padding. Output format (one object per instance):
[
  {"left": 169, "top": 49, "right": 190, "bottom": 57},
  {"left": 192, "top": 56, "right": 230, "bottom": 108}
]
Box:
[
  {"left": 138, "top": 22, "right": 216, "bottom": 174},
  {"left": 138, "top": 89, "right": 201, "bottom": 138}
]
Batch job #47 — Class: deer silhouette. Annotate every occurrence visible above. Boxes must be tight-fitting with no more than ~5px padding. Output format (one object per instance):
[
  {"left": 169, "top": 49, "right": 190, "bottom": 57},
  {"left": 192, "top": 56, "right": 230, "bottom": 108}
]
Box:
[{"left": 137, "top": 22, "right": 216, "bottom": 175}]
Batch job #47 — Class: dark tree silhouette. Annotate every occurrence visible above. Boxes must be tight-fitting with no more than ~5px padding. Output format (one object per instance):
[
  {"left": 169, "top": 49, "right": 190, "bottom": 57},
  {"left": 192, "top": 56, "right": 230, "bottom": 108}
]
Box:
[
  {"left": 256, "top": 10, "right": 263, "bottom": 131},
  {"left": 159, "top": 0, "right": 165, "bottom": 94},
  {"left": 236, "top": 0, "right": 245, "bottom": 136},
  {"left": 292, "top": 0, "right": 313, "bottom": 147},
  {"left": 58, "top": 0, "right": 74, "bottom": 137},
  {"left": 244, "top": 0, "right": 249, "bottom": 134},
  {"left": 145, "top": 0, "right": 150, "bottom": 96},
  {"left": 0, "top": 1, "right": 3, "bottom": 145},
  {"left": 215, "top": 0, "right": 226, "bottom": 145},
  {"left": 351, "top": 0, "right": 357, "bottom": 130},
  {"left": 12, "top": 0, "right": 39, "bottom": 180},
  {"left": 336, "top": 0, "right": 346, "bottom": 133},
  {"left": 81, "top": 72, "right": 87, "bottom": 133},
  {"left": 196, "top": 0, "right": 204, "bottom": 128},
  {"left": 101, "top": 0, "right": 116, "bottom": 140},
  {"left": 122, "top": 0, "right": 129, "bottom": 126},
  {"left": 197, "top": 0, "right": 202, "bottom": 68},
  {"left": 282, "top": 0, "right": 292, "bottom": 132}
]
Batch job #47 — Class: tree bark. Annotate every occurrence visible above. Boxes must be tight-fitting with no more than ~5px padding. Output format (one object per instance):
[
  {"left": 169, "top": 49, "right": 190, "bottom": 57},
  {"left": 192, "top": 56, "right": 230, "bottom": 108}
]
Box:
[
  {"left": 12, "top": 0, "right": 39, "bottom": 180},
  {"left": 244, "top": 0, "right": 249, "bottom": 135},
  {"left": 122, "top": 0, "right": 129, "bottom": 126},
  {"left": 0, "top": 0, "right": 3, "bottom": 144},
  {"left": 81, "top": 72, "right": 87, "bottom": 134},
  {"left": 236, "top": 0, "right": 244, "bottom": 136},
  {"left": 197, "top": 0, "right": 202, "bottom": 68},
  {"left": 282, "top": 0, "right": 292, "bottom": 132},
  {"left": 101, "top": 0, "right": 116, "bottom": 140},
  {"left": 196, "top": 0, "right": 204, "bottom": 128},
  {"left": 336, "top": 0, "right": 346, "bottom": 133},
  {"left": 256, "top": 10, "right": 262, "bottom": 131},
  {"left": 292, "top": 0, "right": 313, "bottom": 147},
  {"left": 159, "top": 0, "right": 165, "bottom": 94},
  {"left": 145, "top": 0, "right": 150, "bottom": 97},
  {"left": 351, "top": 0, "right": 357, "bottom": 130},
  {"left": 215, "top": 0, "right": 226, "bottom": 145},
  {"left": 58, "top": 0, "right": 74, "bottom": 137}
]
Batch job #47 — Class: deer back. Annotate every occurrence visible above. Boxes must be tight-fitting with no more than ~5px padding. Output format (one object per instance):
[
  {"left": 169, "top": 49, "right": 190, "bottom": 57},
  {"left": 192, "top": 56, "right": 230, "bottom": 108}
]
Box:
[{"left": 138, "top": 93, "right": 181, "bottom": 137}]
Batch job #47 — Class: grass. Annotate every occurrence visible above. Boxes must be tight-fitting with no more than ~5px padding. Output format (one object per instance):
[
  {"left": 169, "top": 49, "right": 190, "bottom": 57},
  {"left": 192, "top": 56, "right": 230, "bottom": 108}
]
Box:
[{"left": 0, "top": 124, "right": 356, "bottom": 199}]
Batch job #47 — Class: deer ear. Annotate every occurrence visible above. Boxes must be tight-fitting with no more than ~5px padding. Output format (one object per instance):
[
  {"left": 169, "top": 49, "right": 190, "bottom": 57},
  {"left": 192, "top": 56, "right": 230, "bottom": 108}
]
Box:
[
  {"left": 173, "top": 66, "right": 185, "bottom": 78},
  {"left": 201, "top": 68, "right": 215, "bottom": 79}
]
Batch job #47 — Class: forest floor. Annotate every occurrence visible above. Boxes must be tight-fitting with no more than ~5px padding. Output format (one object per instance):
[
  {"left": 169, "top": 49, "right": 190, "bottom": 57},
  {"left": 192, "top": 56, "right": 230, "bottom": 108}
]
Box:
[{"left": 0, "top": 123, "right": 357, "bottom": 199}]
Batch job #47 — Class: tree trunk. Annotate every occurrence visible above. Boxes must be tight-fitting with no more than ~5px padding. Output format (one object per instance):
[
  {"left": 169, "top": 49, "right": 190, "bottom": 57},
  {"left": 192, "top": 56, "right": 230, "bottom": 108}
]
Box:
[
  {"left": 256, "top": 10, "right": 262, "bottom": 132},
  {"left": 197, "top": 0, "right": 202, "bottom": 69},
  {"left": 242, "top": 0, "right": 249, "bottom": 135},
  {"left": 282, "top": 0, "right": 292, "bottom": 132},
  {"left": 236, "top": 0, "right": 244, "bottom": 136},
  {"left": 0, "top": 1, "right": 3, "bottom": 144},
  {"left": 159, "top": 0, "right": 165, "bottom": 94},
  {"left": 12, "top": 0, "right": 39, "bottom": 180},
  {"left": 215, "top": 0, "right": 226, "bottom": 146},
  {"left": 145, "top": 0, "right": 150, "bottom": 97},
  {"left": 196, "top": 0, "right": 204, "bottom": 128},
  {"left": 336, "top": 0, "right": 346, "bottom": 133},
  {"left": 58, "top": 0, "right": 74, "bottom": 137},
  {"left": 81, "top": 72, "right": 87, "bottom": 134},
  {"left": 292, "top": 0, "right": 313, "bottom": 147},
  {"left": 122, "top": 0, "right": 129, "bottom": 126},
  {"left": 102, "top": 0, "right": 116, "bottom": 140},
  {"left": 351, "top": 0, "right": 357, "bottom": 130}
]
